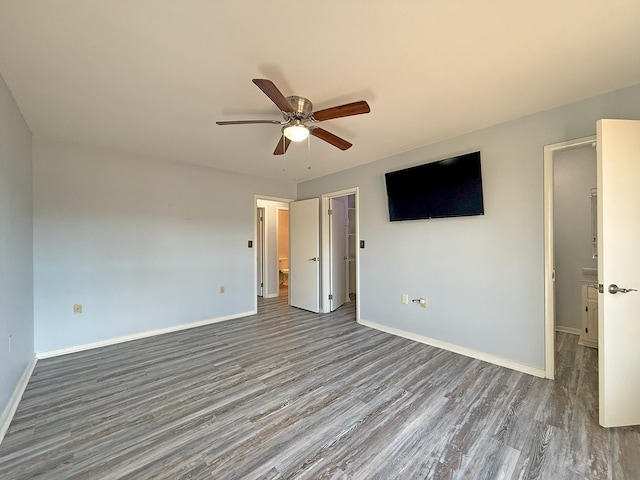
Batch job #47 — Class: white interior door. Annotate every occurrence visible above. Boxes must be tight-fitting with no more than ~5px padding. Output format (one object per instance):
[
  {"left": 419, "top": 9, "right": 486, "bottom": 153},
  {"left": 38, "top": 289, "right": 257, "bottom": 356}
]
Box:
[
  {"left": 329, "top": 197, "right": 348, "bottom": 311},
  {"left": 597, "top": 119, "right": 640, "bottom": 428},
  {"left": 257, "top": 207, "right": 265, "bottom": 297},
  {"left": 290, "top": 198, "right": 320, "bottom": 313}
]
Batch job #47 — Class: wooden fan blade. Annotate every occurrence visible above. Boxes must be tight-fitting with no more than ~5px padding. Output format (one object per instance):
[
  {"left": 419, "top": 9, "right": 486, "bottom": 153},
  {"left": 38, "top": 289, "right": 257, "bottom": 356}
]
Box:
[
  {"left": 273, "top": 136, "right": 292, "bottom": 155},
  {"left": 252, "top": 79, "right": 295, "bottom": 113},
  {"left": 216, "top": 120, "right": 282, "bottom": 125},
  {"left": 310, "top": 128, "right": 352, "bottom": 151},
  {"left": 312, "top": 101, "right": 370, "bottom": 122}
]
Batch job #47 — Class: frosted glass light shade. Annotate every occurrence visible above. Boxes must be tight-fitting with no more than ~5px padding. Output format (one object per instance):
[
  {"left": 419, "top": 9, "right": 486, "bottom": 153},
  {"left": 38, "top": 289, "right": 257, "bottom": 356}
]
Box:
[{"left": 283, "top": 125, "right": 309, "bottom": 142}]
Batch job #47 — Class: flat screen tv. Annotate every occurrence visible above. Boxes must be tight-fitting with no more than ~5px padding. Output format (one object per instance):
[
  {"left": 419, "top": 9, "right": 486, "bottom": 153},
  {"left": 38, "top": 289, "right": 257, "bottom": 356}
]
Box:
[{"left": 385, "top": 151, "right": 484, "bottom": 221}]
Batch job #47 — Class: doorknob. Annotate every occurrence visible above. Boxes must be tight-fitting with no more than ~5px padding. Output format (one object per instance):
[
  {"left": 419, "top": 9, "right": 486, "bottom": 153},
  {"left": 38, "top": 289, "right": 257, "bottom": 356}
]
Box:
[
  {"left": 309, "top": 257, "right": 319, "bottom": 262},
  {"left": 608, "top": 284, "right": 638, "bottom": 294}
]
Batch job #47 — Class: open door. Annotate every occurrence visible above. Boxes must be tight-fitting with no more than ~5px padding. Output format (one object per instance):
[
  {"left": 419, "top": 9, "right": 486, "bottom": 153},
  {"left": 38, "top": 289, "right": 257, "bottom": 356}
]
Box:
[
  {"left": 329, "top": 197, "right": 348, "bottom": 311},
  {"left": 290, "top": 198, "right": 320, "bottom": 312},
  {"left": 597, "top": 119, "right": 640, "bottom": 427}
]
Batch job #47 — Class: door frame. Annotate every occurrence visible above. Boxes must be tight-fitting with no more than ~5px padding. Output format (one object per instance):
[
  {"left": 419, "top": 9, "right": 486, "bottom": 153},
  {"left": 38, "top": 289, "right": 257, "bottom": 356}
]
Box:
[
  {"left": 254, "top": 195, "right": 293, "bottom": 312},
  {"left": 321, "top": 187, "right": 360, "bottom": 316},
  {"left": 257, "top": 207, "right": 265, "bottom": 297},
  {"left": 543, "top": 135, "right": 596, "bottom": 379}
]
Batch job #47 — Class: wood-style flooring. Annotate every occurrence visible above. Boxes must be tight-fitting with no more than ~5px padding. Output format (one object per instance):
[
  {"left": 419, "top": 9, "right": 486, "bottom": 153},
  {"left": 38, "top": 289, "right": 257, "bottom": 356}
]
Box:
[{"left": 1, "top": 294, "right": 639, "bottom": 479}]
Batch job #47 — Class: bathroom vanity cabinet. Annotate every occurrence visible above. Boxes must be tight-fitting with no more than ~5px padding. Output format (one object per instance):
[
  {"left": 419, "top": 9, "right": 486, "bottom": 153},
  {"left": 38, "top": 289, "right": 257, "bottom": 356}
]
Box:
[{"left": 579, "top": 283, "right": 598, "bottom": 348}]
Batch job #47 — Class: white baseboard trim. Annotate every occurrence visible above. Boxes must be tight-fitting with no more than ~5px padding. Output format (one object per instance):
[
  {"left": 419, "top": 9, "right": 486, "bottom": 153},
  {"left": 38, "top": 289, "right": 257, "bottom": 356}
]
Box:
[
  {"left": 358, "top": 318, "right": 546, "bottom": 378},
  {"left": 36, "top": 310, "right": 256, "bottom": 359},
  {"left": 555, "top": 326, "right": 581, "bottom": 336},
  {"left": 0, "top": 356, "right": 38, "bottom": 446},
  {"left": 264, "top": 293, "right": 279, "bottom": 299}
]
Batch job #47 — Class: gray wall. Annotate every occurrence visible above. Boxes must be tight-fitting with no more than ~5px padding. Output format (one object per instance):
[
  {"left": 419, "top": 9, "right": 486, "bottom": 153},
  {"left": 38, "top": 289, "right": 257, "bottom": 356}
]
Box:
[
  {"left": 0, "top": 73, "right": 33, "bottom": 413},
  {"left": 298, "top": 83, "right": 640, "bottom": 370},
  {"left": 33, "top": 138, "right": 295, "bottom": 353},
  {"left": 553, "top": 147, "right": 597, "bottom": 330}
]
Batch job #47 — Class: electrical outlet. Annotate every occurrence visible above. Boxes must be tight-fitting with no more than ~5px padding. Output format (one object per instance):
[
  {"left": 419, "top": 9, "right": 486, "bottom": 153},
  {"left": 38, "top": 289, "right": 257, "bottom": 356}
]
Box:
[
  {"left": 73, "top": 304, "right": 82, "bottom": 314},
  {"left": 419, "top": 298, "right": 427, "bottom": 308},
  {"left": 401, "top": 294, "right": 409, "bottom": 305},
  {"left": 219, "top": 286, "right": 225, "bottom": 294}
]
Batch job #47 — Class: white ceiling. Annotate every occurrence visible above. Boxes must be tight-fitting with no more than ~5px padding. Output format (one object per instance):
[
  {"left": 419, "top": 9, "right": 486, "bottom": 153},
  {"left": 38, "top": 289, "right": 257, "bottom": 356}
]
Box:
[{"left": 0, "top": 1, "right": 638, "bottom": 182}]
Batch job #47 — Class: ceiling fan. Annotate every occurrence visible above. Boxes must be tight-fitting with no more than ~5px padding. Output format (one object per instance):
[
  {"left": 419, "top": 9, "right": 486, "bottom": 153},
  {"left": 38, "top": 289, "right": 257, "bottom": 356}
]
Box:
[{"left": 216, "top": 79, "right": 370, "bottom": 155}]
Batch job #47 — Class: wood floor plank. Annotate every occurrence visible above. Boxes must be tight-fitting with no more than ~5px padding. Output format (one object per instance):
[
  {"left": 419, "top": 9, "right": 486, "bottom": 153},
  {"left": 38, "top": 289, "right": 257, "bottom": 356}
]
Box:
[{"left": 1, "top": 293, "right": 639, "bottom": 479}]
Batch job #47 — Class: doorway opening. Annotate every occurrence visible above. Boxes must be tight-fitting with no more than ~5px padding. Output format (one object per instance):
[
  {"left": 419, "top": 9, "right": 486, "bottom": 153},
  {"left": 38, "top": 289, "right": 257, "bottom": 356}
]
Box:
[
  {"left": 546, "top": 121, "right": 640, "bottom": 428},
  {"left": 543, "top": 135, "right": 596, "bottom": 379},
  {"left": 254, "top": 196, "right": 292, "bottom": 312},
  {"left": 277, "top": 208, "right": 289, "bottom": 299},
  {"left": 321, "top": 188, "right": 359, "bottom": 319}
]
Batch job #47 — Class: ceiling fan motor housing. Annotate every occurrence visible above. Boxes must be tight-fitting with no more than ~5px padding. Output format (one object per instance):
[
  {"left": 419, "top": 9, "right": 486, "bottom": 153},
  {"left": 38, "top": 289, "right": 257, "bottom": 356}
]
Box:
[{"left": 286, "top": 96, "right": 313, "bottom": 118}]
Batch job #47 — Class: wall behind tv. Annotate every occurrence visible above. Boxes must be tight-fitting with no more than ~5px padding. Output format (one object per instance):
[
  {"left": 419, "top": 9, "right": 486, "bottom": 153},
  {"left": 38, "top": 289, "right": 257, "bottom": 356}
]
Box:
[{"left": 298, "top": 83, "right": 640, "bottom": 371}]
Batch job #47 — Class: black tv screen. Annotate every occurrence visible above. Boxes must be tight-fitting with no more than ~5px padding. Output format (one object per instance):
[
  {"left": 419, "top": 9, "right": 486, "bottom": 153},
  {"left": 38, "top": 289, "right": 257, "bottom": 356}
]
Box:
[{"left": 385, "top": 151, "right": 484, "bottom": 221}]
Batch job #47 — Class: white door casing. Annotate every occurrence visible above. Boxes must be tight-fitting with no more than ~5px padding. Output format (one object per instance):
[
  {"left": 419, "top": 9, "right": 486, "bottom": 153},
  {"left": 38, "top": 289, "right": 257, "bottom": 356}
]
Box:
[
  {"left": 597, "top": 119, "right": 640, "bottom": 428},
  {"left": 256, "top": 207, "right": 265, "bottom": 297},
  {"left": 290, "top": 198, "right": 320, "bottom": 313},
  {"left": 329, "top": 197, "right": 348, "bottom": 311}
]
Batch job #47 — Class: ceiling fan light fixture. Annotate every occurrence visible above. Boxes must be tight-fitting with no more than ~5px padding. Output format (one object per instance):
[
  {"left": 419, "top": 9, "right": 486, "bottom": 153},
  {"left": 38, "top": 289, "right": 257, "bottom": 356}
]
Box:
[
  {"left": 217, "top": 78, "right": 370, "bottom": 154},
  {"left": 283, "top": 124, "right": 309, "bottom": 142}
]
